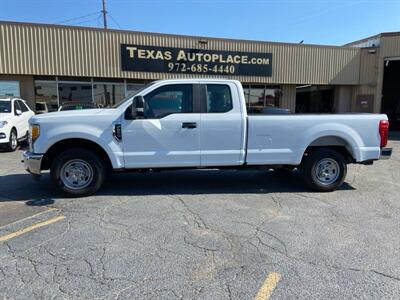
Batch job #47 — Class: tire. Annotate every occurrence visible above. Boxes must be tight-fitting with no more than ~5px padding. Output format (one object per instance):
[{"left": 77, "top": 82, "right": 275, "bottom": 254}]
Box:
[
  {"left": 6, "top": 129, "right": 18, "bottom": 152},
  {"left": 22, "top": 131, "right": 29, "bottom": 146},
  {"left": 50, "top": 148, "right": 106, "bottom": 197},
  {"left": 301, "top": 148, "right": 347, "bottom": 192}
]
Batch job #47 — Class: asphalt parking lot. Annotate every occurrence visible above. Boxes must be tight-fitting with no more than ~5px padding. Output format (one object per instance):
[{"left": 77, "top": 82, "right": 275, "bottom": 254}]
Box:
[{"left": 0, "top": 140, "right": 399, "bottom": 299}]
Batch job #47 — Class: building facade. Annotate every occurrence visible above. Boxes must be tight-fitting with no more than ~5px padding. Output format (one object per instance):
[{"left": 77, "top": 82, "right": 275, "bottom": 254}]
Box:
[{"left": 0, "top": 21, "right": 399, "bottom": 127}]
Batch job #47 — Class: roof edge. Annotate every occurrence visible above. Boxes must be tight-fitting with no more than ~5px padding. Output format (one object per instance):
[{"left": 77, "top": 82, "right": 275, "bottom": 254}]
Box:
[{"left": 0, "top": 20, "right": 357, "bottom": 50}]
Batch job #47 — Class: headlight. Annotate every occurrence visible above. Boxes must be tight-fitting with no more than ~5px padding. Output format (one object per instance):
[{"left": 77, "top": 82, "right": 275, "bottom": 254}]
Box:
[
  {"left": 31, "top": 124, "right": 40, "bottom": 143},
  {"left": 0, "top": 121, "right": 8, "bottom": 128}
]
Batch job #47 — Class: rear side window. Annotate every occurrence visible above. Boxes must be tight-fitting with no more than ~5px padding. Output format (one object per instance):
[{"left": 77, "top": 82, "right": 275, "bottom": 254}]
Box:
[
  {"left": 18, "top": 100, "right": 29, "bottom": 112},
  {"left": 206, "top": 84, "right": 233, "bottom": 113},
  {"left": 144, "top": 84, "right": 193, "bottom": 118},
  {"left": 13, "top": 100, "right": 21, "bottom": 114},
  {"left": 36, "top": 103, "right": 46, "bottom": 110}
]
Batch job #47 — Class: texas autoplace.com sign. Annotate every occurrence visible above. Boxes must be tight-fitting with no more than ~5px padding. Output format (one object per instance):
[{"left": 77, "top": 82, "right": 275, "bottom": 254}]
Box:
[{"left": 121, "top": 44, "right": 272, "bottom": 76}]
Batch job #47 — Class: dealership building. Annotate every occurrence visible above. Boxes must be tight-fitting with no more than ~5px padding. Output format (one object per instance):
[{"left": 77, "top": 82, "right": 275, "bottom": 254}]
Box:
[{"left": 0, "top": 21, "right": 399, "bottom": 127}]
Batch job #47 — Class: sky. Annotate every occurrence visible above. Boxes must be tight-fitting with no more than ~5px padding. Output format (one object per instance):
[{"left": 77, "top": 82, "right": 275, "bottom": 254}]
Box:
[{"left": 0, "top": 0, "right": 399, "bottom": 46}]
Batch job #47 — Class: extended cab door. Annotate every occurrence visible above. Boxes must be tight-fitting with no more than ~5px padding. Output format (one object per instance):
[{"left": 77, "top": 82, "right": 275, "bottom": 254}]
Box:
[
  {"left": 16, "top": 100, "right": 34, "bottom": 138},
  {"left": 122, "top": 83, "right": 201, "bottom": 168},
  {"left": 200, "top": 83, "right": 246, "bottom": 166},
  {"left": 13, "top": 100, "right": 26, "bottom": 139}
]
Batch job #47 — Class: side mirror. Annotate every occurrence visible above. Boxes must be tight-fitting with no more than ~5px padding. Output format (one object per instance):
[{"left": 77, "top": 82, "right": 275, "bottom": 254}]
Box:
[
  {"left": 131, "top": 95, "right": 145, "bottom": 119},
  {"left": 15, "top": 109, "right": 22, "bottom": 116}
]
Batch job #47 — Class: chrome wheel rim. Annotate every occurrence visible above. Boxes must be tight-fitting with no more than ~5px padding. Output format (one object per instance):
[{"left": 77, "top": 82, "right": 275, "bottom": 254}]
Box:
[
  {"left": 312, "top": 158, "right": 340, "bottom": 185},
  {"left": 60, "top": 159, "right": 93, "bottom": 190},
  {"left": 10, "top": 132, "right": 17, "bottom": 149}
]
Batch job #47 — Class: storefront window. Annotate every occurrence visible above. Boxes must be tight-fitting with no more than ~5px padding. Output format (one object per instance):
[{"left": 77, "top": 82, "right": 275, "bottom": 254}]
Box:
[
  {"left": 0, "top": 81, "right": 20, "bottom": 97},
  {"left": 243, "top": 85, "right": 281, "bottom": 114},
  {"left": 295, "top": 85, "right": 334, "bottom": 113},
  {"left": 248, "top": 85, "right": 266, "bottom": 113},
  {"left": 58, "top": 82, "right": 93, "bottom": 106},
  {"left": 93, "top": 83, "right": 125, "bottom": 107},
  {"left": 127, "top": 83, "right": 146, "bottom": 96},
  {"left": 34, "top": 80, "right": 58, "bottom": 112},
  {"left": 265, "top": 87, "right": 280, "bottom": 108}
]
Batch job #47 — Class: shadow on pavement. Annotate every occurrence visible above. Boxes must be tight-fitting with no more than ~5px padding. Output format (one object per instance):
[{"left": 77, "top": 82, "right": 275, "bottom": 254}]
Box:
[
  {"left": 0, "top": 169, "right": 355, "bottom": 203},
  {"left": 0, "top": 143, "right": 29, "bottom": 153},
  {"left": 25, "top": 198, "right": 55, "bottom": 206},
  {"left": 389, "top": 131, "right": 400, "bottom": 141}
]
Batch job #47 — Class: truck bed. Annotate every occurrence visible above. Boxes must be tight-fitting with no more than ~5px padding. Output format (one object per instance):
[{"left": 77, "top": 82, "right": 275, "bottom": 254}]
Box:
[{"left": 246, "top": 114, "right": 385, "bottom": 165}]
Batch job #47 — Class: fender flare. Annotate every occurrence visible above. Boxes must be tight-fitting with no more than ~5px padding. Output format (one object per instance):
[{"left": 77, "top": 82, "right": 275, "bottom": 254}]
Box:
[
  {"left": 43, "top": 125, "right": 122, "bottom": 169},
  {"left": 295, "top": 123, "right": 364, "bottom": 163}
]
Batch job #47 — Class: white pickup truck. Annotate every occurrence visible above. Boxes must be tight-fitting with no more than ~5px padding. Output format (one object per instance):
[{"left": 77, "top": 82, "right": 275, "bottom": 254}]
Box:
[{"left": 24, "top": 79, "right": 392, "bottom": 196}]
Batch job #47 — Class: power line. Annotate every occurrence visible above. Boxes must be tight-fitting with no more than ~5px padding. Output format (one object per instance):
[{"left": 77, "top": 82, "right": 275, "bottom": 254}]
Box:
[
  {"left": 56, "top": 12, "right": 100, "bottom": 25},
  {"left": 108, "top": 13, "right": 122, "bottom": 29},
  {"left": 96, "top": 13, "right": 103, "bottom": 28},
  {"left": 69, "top": 14, "right": 103, "bottom": 26},
  {"left": 54, "top": 0, "right": 121, "bottom": 29}
]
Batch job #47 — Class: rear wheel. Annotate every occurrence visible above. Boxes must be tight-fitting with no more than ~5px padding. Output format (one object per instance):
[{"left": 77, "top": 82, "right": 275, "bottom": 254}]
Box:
[
  {"left": 50, "top": 148, "right": 106, "bottom": 197},
  {"left": 301, "top": 148, "right": 347, "bottom": 192},
  {"left": 6, "top": 129, "right": 18, "bottom": 152}
]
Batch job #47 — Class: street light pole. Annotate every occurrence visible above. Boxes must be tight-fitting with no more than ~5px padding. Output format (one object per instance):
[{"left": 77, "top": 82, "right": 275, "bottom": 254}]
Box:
[{"left": 101, "top": 0, "right": 107, "bottom": 29}]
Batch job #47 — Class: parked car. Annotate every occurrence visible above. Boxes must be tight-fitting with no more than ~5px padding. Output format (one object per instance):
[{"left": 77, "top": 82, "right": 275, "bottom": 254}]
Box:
[
  {"left": 260, "top": 107, "right": 291, "bottom": 114},
  {"left": 24, "top": 79, "right": 391, "bottom": 196},
  {"left": 0, "top": 97, "right": 35, "bottom": 151},
  {"left": 35, "top": 102, "right": 49, "bottom": 114},
  {"left": 58, "top": 102, "right": 100, "bottom": 111}
]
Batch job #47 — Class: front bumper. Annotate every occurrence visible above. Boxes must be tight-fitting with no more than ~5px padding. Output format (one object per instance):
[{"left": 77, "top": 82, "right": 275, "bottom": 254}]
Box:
[
  {"left": 380, "top": 147, "right": 392, "bottom": 160},
  {"left": 23, "top": 151, "right": 43, "bottom": 175}
]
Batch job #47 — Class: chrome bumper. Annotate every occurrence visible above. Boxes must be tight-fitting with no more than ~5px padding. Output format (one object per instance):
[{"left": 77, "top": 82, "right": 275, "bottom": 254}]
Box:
[
  {"left": 23, "top": 151, "right": 43, "bottom": 175},
  {"left": 380, "top": 147, "right": 392, "bottom": 160}
]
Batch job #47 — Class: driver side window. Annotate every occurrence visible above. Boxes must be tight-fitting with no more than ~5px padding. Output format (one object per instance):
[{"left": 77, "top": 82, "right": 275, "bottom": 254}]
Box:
[{"left": 143, "top": 84, "right": 193, "bottom": 119}]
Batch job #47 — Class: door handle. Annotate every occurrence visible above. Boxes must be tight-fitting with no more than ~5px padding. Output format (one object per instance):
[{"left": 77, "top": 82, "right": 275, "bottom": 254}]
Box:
[{"left": 182, "top": 122, "right": 197, "bottom": 129}]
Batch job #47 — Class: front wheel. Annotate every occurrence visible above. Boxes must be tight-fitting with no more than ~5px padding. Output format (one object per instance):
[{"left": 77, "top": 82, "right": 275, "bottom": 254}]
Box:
[
  {"left": 301, "top": 149, "right": 347, "bottom": 192},
  {"left": 6, "top": 129, "right": 18, "bottom": 152},
  {"left": 50, "top": 148, "right": 106, "bottom": 197}
]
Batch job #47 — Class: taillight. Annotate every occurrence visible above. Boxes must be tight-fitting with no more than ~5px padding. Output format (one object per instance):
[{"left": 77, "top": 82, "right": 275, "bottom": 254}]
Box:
[{"left": 379, "top": 120, "right": 389, "bottom": 147}]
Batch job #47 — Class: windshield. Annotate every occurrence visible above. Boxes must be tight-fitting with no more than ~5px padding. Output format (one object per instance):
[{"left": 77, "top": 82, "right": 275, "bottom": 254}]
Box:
[
  {"left": 112, "top": 82, "right": 155, "bottom": 108},
  {"left": 0, "top": 101, "right": 11, "bottom": 113},
  {"left": 36, "top": 103, "right": 46, "bottom": 110}
]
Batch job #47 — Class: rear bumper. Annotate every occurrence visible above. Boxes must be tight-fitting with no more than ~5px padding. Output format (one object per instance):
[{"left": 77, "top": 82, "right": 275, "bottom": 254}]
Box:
[
  {"left": 380, "top": 147, "right": 392, "bottom": 160},
  {"left": 23, "top": 151, "right": 43, "bottom": 175}
]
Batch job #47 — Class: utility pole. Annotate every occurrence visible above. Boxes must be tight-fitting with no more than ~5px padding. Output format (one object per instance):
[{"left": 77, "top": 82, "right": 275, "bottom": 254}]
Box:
[{"left": 101, "top": 0, "right": 107, "bottom": 29}]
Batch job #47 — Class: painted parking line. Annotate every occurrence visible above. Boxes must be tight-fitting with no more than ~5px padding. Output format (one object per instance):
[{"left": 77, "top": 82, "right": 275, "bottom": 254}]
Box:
[
  {"left": 254, "top": 272, "right": 281, "bottom": 300},
  {"left": 0, "top": 215, "right": 65, "bottom": 242}
]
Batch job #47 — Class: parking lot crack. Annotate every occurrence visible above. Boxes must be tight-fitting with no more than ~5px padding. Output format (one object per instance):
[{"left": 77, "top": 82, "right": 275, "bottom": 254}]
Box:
[
  {"left": 183, "top": 234, "right": 217, "bottom": 252},
  {"left": 255, "top": 222, "right": 288, "bottom": 256},
  {"left": 271, "top": 194, "right": 282, "bottom": 209},
  {"left": 225, "top": 282, "right": 233, "bottom": 300},
  {"left": 371, "top": 270, "right": 400, "bottom": 281},
  {"left": 171, "top": 195, "right": 208, "bottom": 230},
  {"left": 331, "top": 265, "right": 400, "bottom": 282},
  {"left": 3, "top": 241, "right": 14, "bottom": 256}
]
